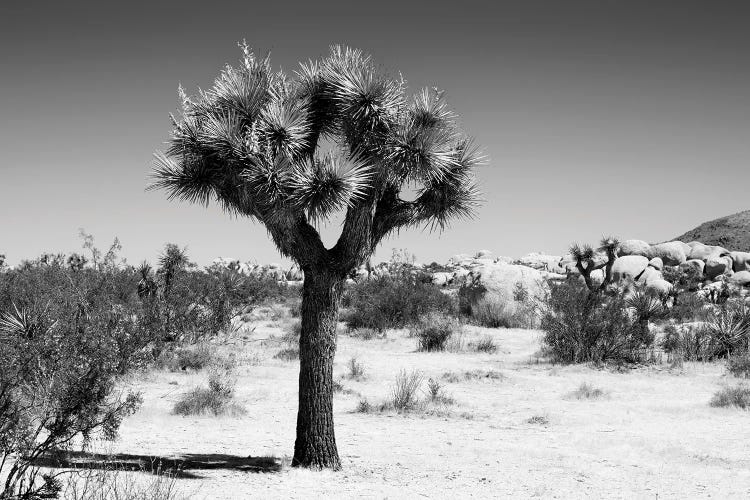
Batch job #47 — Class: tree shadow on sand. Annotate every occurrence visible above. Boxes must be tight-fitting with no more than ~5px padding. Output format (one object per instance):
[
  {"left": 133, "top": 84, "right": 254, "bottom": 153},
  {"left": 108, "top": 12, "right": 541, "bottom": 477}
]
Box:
[{"left": 32, "top": 451, "right": 283, "bottom": 479}]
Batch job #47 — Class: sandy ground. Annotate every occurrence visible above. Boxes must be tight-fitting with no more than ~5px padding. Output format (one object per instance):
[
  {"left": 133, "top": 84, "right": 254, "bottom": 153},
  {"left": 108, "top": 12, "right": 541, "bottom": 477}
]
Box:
[{"left": 90, "top": 315, "right": 749, "bottom": 499}]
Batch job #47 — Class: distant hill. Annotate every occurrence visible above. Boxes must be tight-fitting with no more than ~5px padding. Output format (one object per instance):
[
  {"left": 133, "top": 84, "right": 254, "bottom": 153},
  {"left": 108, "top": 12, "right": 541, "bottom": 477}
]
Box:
[{"left": 674, "top": 210, "right": 750, "bottom": 251}]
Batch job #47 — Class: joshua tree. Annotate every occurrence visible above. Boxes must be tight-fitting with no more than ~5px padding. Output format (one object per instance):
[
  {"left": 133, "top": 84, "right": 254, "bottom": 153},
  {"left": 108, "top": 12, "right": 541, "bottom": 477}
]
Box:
[
  {"left": 570, "top": 236, "right": 620, "bottom": 292},
  {"left": 150, "top": 44, "right": 482, "bottom": 469}
]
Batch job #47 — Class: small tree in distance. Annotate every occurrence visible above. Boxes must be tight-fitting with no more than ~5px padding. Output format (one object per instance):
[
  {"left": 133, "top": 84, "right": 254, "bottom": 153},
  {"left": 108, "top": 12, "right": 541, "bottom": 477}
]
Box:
[{"left": 150, "top": 44, "right": 483, "bottom": 469}]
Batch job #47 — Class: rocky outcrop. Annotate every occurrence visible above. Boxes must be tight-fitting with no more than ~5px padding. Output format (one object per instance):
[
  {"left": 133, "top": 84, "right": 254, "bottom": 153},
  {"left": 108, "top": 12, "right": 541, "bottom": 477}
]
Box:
[
  {"left": 619, "top": 239, "right": 651, "bottom": 257},
  {"left": 611, "top": 255, "right": 649, "bottom": 282},
  {"left": 646, "top": 242, "right": 687, "bottom": 266}
]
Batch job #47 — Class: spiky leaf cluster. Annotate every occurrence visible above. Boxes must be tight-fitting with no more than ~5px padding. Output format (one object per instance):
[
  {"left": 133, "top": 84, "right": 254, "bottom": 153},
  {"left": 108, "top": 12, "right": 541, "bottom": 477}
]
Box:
[{"left": 151, "top": 44, "right": 483, "bottom": 270}]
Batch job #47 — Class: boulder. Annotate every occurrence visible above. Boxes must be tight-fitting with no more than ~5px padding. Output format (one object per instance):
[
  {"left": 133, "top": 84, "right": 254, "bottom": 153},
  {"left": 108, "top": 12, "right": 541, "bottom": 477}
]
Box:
[
  {"left": 730, "top": 251, "right": 750, "bottom": 272},
  {"left": 638, "top": 266, "right": 663, "bottom": 285},
  {"left": 611, "top": 255, "right": 649, "bottom": 282},
  {"left": 462, "top": 263, "right": 548, "bottom": 320},
  {"left": 474, "top": 250, "right": 493, "bottom": 259},
  {"left": 619, "top": 239, "right": 651, "bottom": 257},
  {"left": 448, "top": 254, "right": 471, "bottom": 266},
  {"left": 431, "top": 272, "right": 452, "bottom": 286},
  {"left": 516, "top": 253, "right": 563, "bottom": 272},
  {"left": 647, "top": 242, "right": 687, "bottom": 266},
  {"left": 451, "top": 268, "right": 471, "bottom": 285},
  {"left": 648, "top": 257, "right": 664, "bottom": 271},
  {"left": 590, "top": 268, "right": 605, "bottom": 288},
  {"left": 730, "top": 270, "right": 750, "bottom": 287},
  {"left": 705, "top": 255, "right": 734, "bottom": 280},
  {"left": 646, "top": 279, "right": 673, "bottom": 297},
  {"left": 687, "top": 242, "right": 729, "bottom": 262}
]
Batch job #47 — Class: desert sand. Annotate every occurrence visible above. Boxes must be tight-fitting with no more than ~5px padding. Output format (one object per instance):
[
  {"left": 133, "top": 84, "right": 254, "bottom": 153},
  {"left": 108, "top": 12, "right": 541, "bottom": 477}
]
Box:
[{"left": 96, "top": 318, "right": 750, "bottom": 499}]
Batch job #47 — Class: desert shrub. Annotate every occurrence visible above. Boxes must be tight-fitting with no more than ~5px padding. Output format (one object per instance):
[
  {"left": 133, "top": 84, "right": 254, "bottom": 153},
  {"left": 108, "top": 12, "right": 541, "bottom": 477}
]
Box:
[
  {"left": 710, "top": 385, "right": 750, "bottom": 409},
  {"left": 390, "top": 370, "right": 423, "bottom": 411},
  {"left": 445, "top": 327, "right": 466, "bottom": 352},
  {"left": 567, "top": 382, "right": 606, "bottom": 400},
  {"left": 413, "top": 312, "right": 461, "bottom": 352},
  {"left": 727, "top": 354, "right": 750, "bottom": 379},
  {"left": 701, "top": 301, "right": 750, "bottom": 357},
  {"left": 442, "top": 370, "right": 504, "bottom": 382},
  {"left": 660, "top": 324, "right": 715, "bottom": 361},
  {"left": 343, "top": 275, "right": 456, "bottom": 331},
  {"left": 468, "top": 295, "right": 515, "bottom": 328},
  {"left": 172, "top": 358, "right": 243, "bottom": 416},
  {"left": 274, "top": 347, "right": 299, "bottom": 361},
  {"left": 426, "top": 378, "right": 454, "bottom": 405},
  {"left": 459, "top": 282, "right": 537, "bottom": 328},
  {"left": 348, "top": 327, "right": 380, "bottom": 340},
  {"left": 63, "top": 465, "right": 183, "bottom": 500},
  {"left": 472, "top": 334, "right": 498, "bottom": 353},
  {"left": 355, "top": 399, "right": 373, "bottom": 413},
  {"left": 346, "top": 357, "right": 366, "bottom": 380},
  {"left": 526, "top": 415, "right": 549, "bottom": 425},
  {"left": 140, "top": 244, "right": 300, "bottom": 342},
  {"left": 157, "top": 343, "right": 216, "bottom": 372},
  {"left": 541, "top": 280, "right": 654, "bottom": 364},
  {"left": 0, "top": 264, "right": 151, "bottom": 498},
  {"left": 667, "top": 291, "right": 710, "bottom": 323},
  {"left": 172, "top": 387, "right": 230, "bottom": 416}
]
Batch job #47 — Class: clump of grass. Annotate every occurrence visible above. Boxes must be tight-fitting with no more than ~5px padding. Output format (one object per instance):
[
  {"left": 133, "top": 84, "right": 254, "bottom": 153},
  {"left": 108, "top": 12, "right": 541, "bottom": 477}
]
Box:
[
  {"left": 426, "top": 378, "right": 455, "bottom": 405},
  {"left": 727, "top": 354, "right": 750, "bottom": 379},
  {"left": 391, "top": 370, "right": 424, "bottom": 411},
  {"left": 567, "top": 382, "right": 606, "bottom": 400},
  {"left": 158, "top": 343, "right": 216, "bottom": 372},
  {"left": 172, "top": 358, "right": 245, "bottom": 416},
  {"left": 356, "top": 371, "right": 460, "bottom": 416},
  {"left": 279, "top": 319, "right": 301, "bottom": 344},
  {"left": 442, "top": 370, "right": 505, "bottom": 383},
  {"left": 414, "top": 313, "right": 460, "bottom": 352},
  {"left": 710, "top": 385, "right": 750, "bottom": 409},
  {"left": 333, "top": 380, "right": 359, "bottom": 396},
  {"left": 526, "top": 414, "right": 550, "bottom": 425},
  {"left": 356, "top": 399, "right": 373, "bottom": 413},
  {"left": 63, "top": 463, "right": 184, "bottom": 500},
  {"left": 469, "top": 295, "right": 516, "bottom": 328},
  {"left": 274, "top": 347, "right": 299, "bottom": 361},
  {"left": 348, "top": 327, "right": 380, "bottom": 340},
  {"left": 471, "top": 335, "right": 498, "bottom": 353},
  {"left": 346, "top": 356, "right": 366, "bottom": 380}
]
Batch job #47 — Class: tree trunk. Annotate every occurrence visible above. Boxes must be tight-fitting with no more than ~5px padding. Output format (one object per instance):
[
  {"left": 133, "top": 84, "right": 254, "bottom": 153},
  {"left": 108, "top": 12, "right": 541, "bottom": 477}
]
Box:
[{"left": 292, "top": 268, "right": 344, "bottom": 469}]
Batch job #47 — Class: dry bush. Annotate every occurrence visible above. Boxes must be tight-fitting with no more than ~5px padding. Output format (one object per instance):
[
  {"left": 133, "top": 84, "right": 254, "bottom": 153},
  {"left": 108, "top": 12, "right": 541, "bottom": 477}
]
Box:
[
  {"left": 426, "top": 378, "right": 455, "bottom": 405},
  {"left": 442, "top": 370, "right": 505, "bottom": 383},
  {"left": 273, "top": 347, "right": 299, "bottom": 361},
  {"left": 343, "top": 275, "right": 457, "bottom": 331},
  {"left": 391, "top": 370, "right": 424, "bottom": 411},
  {"left": 414, "top": 313, "right": 461, "bottom": 352},
  {"left": 156, "top": 343, "right": 216, "bottom": 372},
  {"left": 566, "top": 382, "right": 606, "bottom": 400},
  {"left": 348, "top": 327, "right": 380, "bottom": 340},
  {"left": 541, "top": 280, "right": 654, "bottom": 364},
  {"left": 471, "top": 334, "right": 498, "bottom": 353},
  {"left": 526, "top": 415, "right": 550, "bottom": 425},
  {"left": 710, "top": 385, "right": 750, "bottom": 409},
  {"left": 727, "top": 354, "right": 750, "bottom": 379},
  {"left": 469, "top": 296, "right": 518, "bottom": 328},
  {"left": 63, "top": 464, "right": 184, "bottom": 500},
  {"left": 172, "top": 358, "right": 245, "bottom": 416},
  {"left": 346, "top": 357, "right": 366, "bottom": 380}
]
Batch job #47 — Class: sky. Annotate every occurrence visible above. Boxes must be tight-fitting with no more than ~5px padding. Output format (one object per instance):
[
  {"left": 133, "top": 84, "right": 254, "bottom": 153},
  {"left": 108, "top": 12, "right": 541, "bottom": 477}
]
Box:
[{"left": 1, "top": 0, "right": 748, "bottom": 267}]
